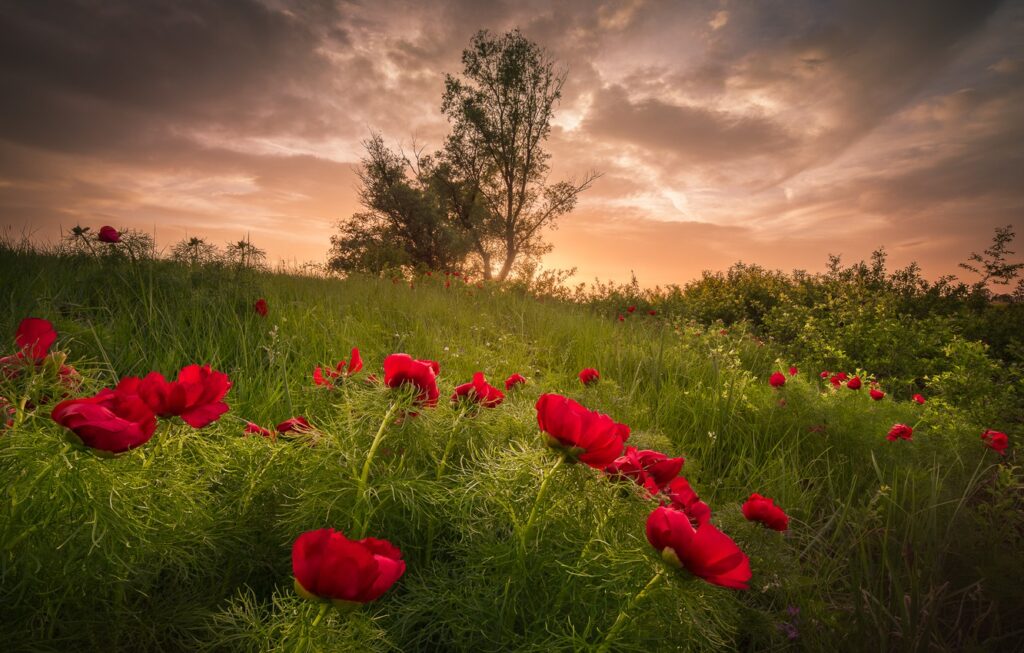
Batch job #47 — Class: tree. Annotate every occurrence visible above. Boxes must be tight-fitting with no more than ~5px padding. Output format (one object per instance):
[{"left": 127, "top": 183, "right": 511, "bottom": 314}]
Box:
[
  {"left": 959, "top": 225, "right": 1024, "bottom": 290},
  {"left": 170, "top": 236, "right": 220, "bottom": 266},
  {"left": 328, "top": 134, "right": 471, "bottom": 274},
  {"left": 441, "top": 29, "right": 598, "bottom": 280},
  {"left": 225, "top": 237, "right": 267, "bottom": 270}
]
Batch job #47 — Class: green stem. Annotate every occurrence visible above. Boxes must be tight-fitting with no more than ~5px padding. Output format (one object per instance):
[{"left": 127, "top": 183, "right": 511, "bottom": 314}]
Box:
[
  {"left": 435, "top": 409, "right": 467, "bottom": 481},
  {"left": 311, "top": 602, "right": 331, "bottom": 627},
  {"left": 519, "top": 454, "right": 565, "bottom": 554},
  {"left": 597, "top": 566, "right": 667, "bottom": 653},
  {"left": 357, "top": 402, "right": 400, "bottom": 536}
]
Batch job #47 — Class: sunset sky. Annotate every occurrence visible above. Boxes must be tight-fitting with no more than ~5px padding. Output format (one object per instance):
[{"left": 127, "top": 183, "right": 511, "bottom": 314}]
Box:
[{"left": 1, "top": 0, "right": 1021, "bottom": 286}]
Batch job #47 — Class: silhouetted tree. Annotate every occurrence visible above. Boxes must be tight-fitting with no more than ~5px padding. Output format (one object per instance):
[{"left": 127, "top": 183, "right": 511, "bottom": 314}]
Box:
[
  {"left": 171, "top": 236, "right": 220, "bottom": 266},
  {"left": 959, "top": 225, "right": 1024, "bottom": 290},
  {"left": 225, "top": 237, "right": 267, "bottom": 270}
]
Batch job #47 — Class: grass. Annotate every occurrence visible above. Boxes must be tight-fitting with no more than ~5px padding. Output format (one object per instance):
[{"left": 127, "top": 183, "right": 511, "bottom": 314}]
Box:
[{"left": 0, "top": 245, "right": 1021, "bottom": 651}]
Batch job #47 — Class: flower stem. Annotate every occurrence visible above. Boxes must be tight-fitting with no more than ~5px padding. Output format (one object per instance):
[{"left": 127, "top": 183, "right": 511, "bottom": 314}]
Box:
[
  {"left": 597, "top": 566, "right": 667, "bottom": 653},
  {"left": 311, "top": 602, "right": 331, "bottom": 627},
  {"left": 519, "top": 454, "right": 565, "bottom": 554},
  {"left": 357, "top": 402, "right": 400, "bottom": 536}
]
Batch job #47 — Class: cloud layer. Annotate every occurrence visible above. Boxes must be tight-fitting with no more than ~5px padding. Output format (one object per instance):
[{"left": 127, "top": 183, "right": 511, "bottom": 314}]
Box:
[{"left": 0, "top": 0, "right": 1020, "bottom": 285}]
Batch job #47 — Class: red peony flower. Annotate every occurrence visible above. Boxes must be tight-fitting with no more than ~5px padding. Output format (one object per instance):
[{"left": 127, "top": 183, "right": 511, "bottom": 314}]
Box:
[
  {"left": 820, "top": 370, "right": 830, "bottom": 379},
  {"left": 504, "top": 373, "right": 527, "bottom": 391},
  {"left": 98, "top": 225, "right": 121, "bottom": 243},
  {"left": 292, "top": 528, "right": 405, "bottom": 606},
  {"left": 869, "top": 388, "right": 885, "bottom": 401},
  {"left": 254, "top": 298, "right": 268, "bottom": 317},
  {"left": 535, "top": 393, "right": 629, "bottom": 468},
  {"left": 617, "top": 314, "right": 625, "bottom": 322},
  {"left": 51, "top": 388, "right": 156, "bottom": 454},
  {"left": 741, "top": 493, "right": 789, "bottom": 531},
  {"left": 605, "top": 446, "right": 684, "bottom": 493},
  {"left": 646, "top": 506, "right": 751, "bottom": 590},
  {"left": 15, "top": 318, "right": 57, "bottom": 362},
  {"left": 835, "top": 372, "right": 849, "bottom": 382},
  {"left": 277, "top": 416, "right": 311, "bottom": 434},
  {"left": 627, "top": 305, "right": 637, "bottom": 313},
  {"left": 846, "top": 376, "right": 862, "bottom": 390},
  {"left": 383, "top": 353, "right": 440, "bottom": 407},
  {"left": 912, "top": 393, "right": 926, "bottom": 405},
  {"left": 664, "top": 477, "right": 711, "bottom": 527},
  {"left": 314, "top": 348, "right": 364, "bottom": 388},
  {"left": 579, "top": 368, "right": 600, "bottom": 386},
  {"left": 244, "top": 422, "right": 273, "bottom": 438},
  {"left": 788, "top": 366, "right": 798, "bottom": 376},
  {"left": 648, "top": 309, "right": 657, "bottom": 316},
  {"left": 769, "top": 372, "right": 786, "bottom": 388},
  {"left": 451, "top": 372, "right": 505, "bottom": 408},
  {"left": 887, "top": 423, "right": 913, "bottom": 442},
  {"left": 981, "top": 429, "right": 1008, "bottom": 455},
  {"left": 137, "top": 364, "right": 231, "bottom": 428},
  {"left": 829, "top": 374, "right": 842, "bottom": 387}
]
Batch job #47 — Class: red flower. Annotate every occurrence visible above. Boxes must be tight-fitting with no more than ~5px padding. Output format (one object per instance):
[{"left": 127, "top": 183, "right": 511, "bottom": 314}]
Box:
[
  {"left": 617, "top": 314, "right": 625, "bottom": 322},
  {"left": 835, "top": 372, "right": 849, "bottom": 382},
  {"left": 98, "top": 225, "right": 121, "bottom": 243},
  {"left": 51, "top": 388, "right": 156, "bottom": 454},
  {"left": 137, "top": 364, "right": 231, "bottom": 428},
  {"left": 769, "top": 372, "right": 786, "bottom": 388},
  {"left": 719, "top": 329, "right": 728, "bottom": 336},
  {"left": 788, "top": 366, "right": 798, "bottom": 376},
  {"left": 605, "top": 446, "right": 684, "bottom": 493},
  {"left": 981, "top": 429, "right": 1008, "bottom": 455},
  {"left": 451, "top": 372, "right": 505, "bottom": 408},
  {"left": 741, "top": 493, "right": 789, "bottom": 531},
  {"left": 504, "top": 373, "right": 527, "bottom": 391},
  {"left": 15, "top": 318, "right": 57, "bottom": 361},
  {"left": 535, "top": 393, "right": 629, "bottom": 468},
  {"left": 292, "top": 528, "right": 405, "bottom": 605},
  {"left": 820, "top": 370, "right": 830, "bottom": 379},
  {"left": 664, "top": 477, "right": 711, "bottom": 527},
  {"left": 887, "top": 423, "right": 913, "bottom": 442},
  {"left": 627, "top": 305, "right": 637, "bottom": 313},
  {"left": 869, "top": 388, "right": 885, "bottom": 401},
  {"left": 383, "top": 353, "right": 440, "bottom": 407},
  {"left": 646, "top": 506, "right": 751, "bottom": 590},
  {"left": 244, "top": 422, "right": 273, "bottom": 438},
  {"left": 277, "top": 416, "right": 312, "bottom": 434},
  {"left": 912, "top": 393, "right": 926, "bottom": 405},
  {"left": 829, "top": 375, "right": 842, "bottom": 387},
  {"left": 579, "top": 368, "right": 600, "bottom": 386},
  {"left": 254, "top": 298, "right": 268, "bottom": 317},
  {"left": 846, "top": 376, "right": 862, "bottom": 390},
  {"left": 314, "top": 348, "right": 364, "bottom": 388},
  {"left": 648, "top": 310, "right": 657, "bottom": 316}
]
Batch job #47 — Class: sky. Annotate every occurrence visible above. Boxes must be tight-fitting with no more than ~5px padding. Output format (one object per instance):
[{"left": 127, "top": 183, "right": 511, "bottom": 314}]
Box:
[{"left": 1, "top": 0, "right": 1022, "bottom": 286}]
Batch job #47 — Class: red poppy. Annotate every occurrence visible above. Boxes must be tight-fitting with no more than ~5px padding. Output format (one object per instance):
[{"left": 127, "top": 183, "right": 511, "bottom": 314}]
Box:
[
  {"left": 314, "top": 348, "right": 364, "bottom": 388},
  {"left": 244, "top": 422, "right": 274, "bottom": 438},
  {"left": 98, "top": 225, "right": 121, "bottom": 243},
  {"left": 981, "top": 429, "right": 1008, "bottom": 455},
  {"left": 912, "top": 393, "right": 926, "bottom": 405},
  {"left": 504, "top": 373, "right": 527, "bottom": 391},
  {"left": 292, "top": 528, "right": 405, "bottom": 606},
  {"left": 51, "top": 388, "right": 157, "bottom": 454},
  {"left": 605, "top": 446, "right": 684, "bottom": 493},
  {"left": 769, "top": 372, "right": 786, "bottom": 388},
  {"left": 617, "top": 314, "right": 625, "bottom": 322},
  {"left": 579, "top": 368, "right": 600, "bottom": 386},
  {"left": 137, "top": 364, "right": 231, "bottom": 428},
  {"left": 887, "top": 423, "right": 913, "bottom": 442},
  {"left": 846, "top": 376, "right": 862, "bottom": 390},
  {"left": 451, "top": 372, "right": 505, "bottom": 407},
  {"left": 664, "top": 477, "right": 712, "bottom": 527},
  {"left": 627, "top": 305, "right": 637, "bottom": 313},
  {"left": 254, "top": 298, "right": 268, "bottom": 317},
  {"left": 741, "top": 493, "right": 789, "bottom": 531},
  {"left": 788, "top": 366, "right": 798, "bottom": 376},
  {"left": 869, "top": 388, "right": 885, "bottom": 401},
  {"left": 646, "top": 506, "right": 751, "bottom": 590},
  {"left": 820, "top": 370, "right": 830, "bottom": 379},
  {"left": 535, "top": 393, "right": 629, "bottom": 468},
  {"left": 383, "top": 354, "right": 440, "bottom": 407},
  {"left": 648, "top": 310, "right": 657, "bottom": 316},
  {"left": 277, "top": 416, "right": 312, "bottom": 434}
]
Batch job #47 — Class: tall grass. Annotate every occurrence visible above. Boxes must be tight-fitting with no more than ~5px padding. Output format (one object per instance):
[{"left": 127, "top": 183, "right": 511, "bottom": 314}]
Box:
[{"left": 0, "top": 244, "right": 1020, "bottom": 651}]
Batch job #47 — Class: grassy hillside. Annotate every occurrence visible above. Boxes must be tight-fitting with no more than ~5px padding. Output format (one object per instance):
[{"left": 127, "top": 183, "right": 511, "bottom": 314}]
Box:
[{"left": 0, "top": 247, "right": 1021, "bottom": 651}]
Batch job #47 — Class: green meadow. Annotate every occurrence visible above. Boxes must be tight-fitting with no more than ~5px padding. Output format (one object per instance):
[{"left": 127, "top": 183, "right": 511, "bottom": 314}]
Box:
[{"left": 0, "top": 245, "right": 1020, "bottom": 652}]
